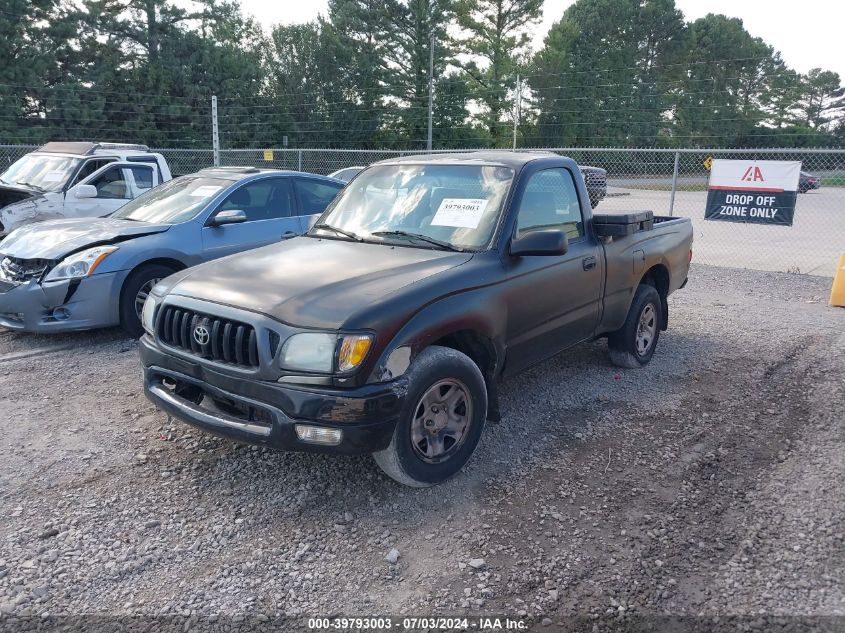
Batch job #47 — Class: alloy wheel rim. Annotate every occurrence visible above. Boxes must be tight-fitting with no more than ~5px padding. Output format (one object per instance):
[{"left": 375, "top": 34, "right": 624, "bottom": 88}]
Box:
[
  {"left": 134, "top": 278, "right": 162, "bottom": 319},
  {"left": 636, "top": 302, "right": 657, "bottom": 356},
  {"left": 410, "top": 379, "right": 473, "bottom": 464}
]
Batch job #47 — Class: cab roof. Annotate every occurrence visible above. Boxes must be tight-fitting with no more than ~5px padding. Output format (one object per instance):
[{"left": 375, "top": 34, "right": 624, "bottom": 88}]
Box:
[
  {"left": 38, "top": 141, "right": 152, "bottom": 155},
  {"left": 194, "top": 166, "right": 343, "bottom": 182},
  {"left": 375, "top": 150, "right": 560, "bottom": 168}
]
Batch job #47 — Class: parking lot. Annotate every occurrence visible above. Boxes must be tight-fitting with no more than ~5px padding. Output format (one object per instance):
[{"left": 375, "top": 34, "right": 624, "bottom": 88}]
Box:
[
  {"left": 1, "top": 264, "right": 843, "bottom": 629},
  {"left": 600, "top": 186, "right": 843, "bottom": 276}
]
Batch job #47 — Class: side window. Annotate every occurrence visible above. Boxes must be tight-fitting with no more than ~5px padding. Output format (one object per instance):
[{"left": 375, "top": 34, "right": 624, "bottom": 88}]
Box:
[
  {"left": 216, "top": 178, "right": 293, "bottom": 221},
  {"left": 295, "top": 178, "right": 343, "bottom": 214},
  {"left": 129, "top": 165, "right": 154, "bottom": 192},
  {"left": 516, "top": 168, "right": 584, "bottom": 240},
  {"left": 90, "top": 166, "right": 130, "bottom": 200},
  {"left": 73, "top": 159, "right": 116, "bottom": 186}
]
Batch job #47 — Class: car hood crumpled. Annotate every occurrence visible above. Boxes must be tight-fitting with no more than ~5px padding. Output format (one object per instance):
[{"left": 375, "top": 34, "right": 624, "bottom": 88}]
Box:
[
  {"left": 0, "top": 217, "right": 171, "bottom": 260},
  {"left": 167, "top": 237, "right": 473, "bottom": 330}
]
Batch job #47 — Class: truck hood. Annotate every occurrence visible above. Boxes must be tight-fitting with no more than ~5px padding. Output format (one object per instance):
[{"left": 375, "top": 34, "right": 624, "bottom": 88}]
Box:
[
  {"left": 168, "top": 237, "right": 473, "bottom": 329},
  {"left": 0, "top": 217, "right": 171, "bottom": 260}
]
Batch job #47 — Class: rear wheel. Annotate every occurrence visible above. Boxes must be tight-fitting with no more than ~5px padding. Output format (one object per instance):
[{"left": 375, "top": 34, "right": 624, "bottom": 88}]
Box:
[
  {"left": 608, "top": 284, "right": 662, "bottom": 368},
  {"left": 119, "top": 264, "right": 175, "bottom": 338},
  {"left": 373, "top": 346, "right": 487, "bottom": 487}
]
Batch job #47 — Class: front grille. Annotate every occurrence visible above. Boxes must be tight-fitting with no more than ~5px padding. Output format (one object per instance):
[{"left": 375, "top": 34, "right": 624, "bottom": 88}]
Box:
[
  {"left": 0, "top": 256, "right": 50, "bottom": 284},
  {"left": 582, "top": 171, "right": 607, "bottom": 187},
  {"left": 157, "top": 306, "right": 259, "bottom": 368}
]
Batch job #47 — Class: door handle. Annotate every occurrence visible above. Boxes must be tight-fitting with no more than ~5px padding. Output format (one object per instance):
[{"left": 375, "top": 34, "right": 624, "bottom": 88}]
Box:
[
  {"left": 281, "top": 231, "right": 297, "bottom": 239},
  {"left": 582, "top": 256, "right": 597, "bottom": 271}
]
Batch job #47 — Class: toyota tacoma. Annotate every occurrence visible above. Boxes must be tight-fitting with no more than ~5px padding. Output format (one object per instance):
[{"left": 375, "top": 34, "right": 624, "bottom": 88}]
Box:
[{"left": 139, "top": 152, "right": 693, "bottom": 487}]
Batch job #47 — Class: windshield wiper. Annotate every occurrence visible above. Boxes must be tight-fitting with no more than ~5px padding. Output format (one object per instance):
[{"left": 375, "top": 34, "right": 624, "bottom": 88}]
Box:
[
  {"left": 371, "top": 230, "right": 464, "bottom": 252},
  {"left": 311, "top": 223, "right": 363, "bottom": 242}
]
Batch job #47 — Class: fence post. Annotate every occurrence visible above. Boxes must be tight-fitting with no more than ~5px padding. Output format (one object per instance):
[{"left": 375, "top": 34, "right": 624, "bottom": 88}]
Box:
[
  {"left": 211, "top": 95, "right": 220, "bottom": 167},
  {"left": 668, "top": 151, "right": 680, "bottom": 217},
  {"left": 298, "top": 149, "right": 303, "bottom": 172}
]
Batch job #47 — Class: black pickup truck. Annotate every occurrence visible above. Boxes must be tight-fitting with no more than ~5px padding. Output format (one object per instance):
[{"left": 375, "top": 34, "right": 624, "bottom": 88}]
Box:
[{"left": 139, "top": 152, "right": 693, "bottom": 486}]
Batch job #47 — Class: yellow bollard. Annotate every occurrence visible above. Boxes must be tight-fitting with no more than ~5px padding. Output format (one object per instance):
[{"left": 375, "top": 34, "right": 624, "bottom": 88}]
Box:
[{"left": 831, "top": 252, "right": 845, "bottom": 307}]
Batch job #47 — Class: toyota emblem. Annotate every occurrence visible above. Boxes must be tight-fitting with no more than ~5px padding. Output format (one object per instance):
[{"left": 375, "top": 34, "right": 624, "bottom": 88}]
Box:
[{"left": 193, "top": 325, "right": 210, "bottom": 346}]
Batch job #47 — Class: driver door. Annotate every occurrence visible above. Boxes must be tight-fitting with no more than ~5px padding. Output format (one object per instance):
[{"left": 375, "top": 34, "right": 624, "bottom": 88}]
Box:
[
  {"left": 64, "top": 162, "right": 157, "bottom": 218},
  {"left": 201, "top": 177, "right": 299, "bottom": 259}
]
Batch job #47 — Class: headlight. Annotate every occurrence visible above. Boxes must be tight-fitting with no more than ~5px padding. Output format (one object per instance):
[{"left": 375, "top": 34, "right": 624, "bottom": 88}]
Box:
[
  {"left": 280, "top": 332, "right": 373, "bottom": 373},
  {"left": 141, "top": 294, "right": 159, "bottom": 336},
  {"left": 141, "top": 283, "right": 167, "bottom": 336},
  {"left": 44, "top": 246, "right": 118, "bottom": 282}
]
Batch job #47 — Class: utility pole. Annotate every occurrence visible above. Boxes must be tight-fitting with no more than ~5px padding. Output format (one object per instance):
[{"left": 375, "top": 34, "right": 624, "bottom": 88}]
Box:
[
  {"left": 211, "top": 95, "right": 220, "bottom": 167},
  {"left": 512, "top": 74, "right": 521, "bottom": 151},
  {"left": 427, "top": 34, "right": 434, "bottom": 152}
]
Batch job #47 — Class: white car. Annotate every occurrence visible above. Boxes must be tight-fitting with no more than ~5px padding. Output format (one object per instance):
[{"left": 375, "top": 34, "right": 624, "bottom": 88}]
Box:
[{"left": 0, "top": 141, "right": 172, "bottom": 237}]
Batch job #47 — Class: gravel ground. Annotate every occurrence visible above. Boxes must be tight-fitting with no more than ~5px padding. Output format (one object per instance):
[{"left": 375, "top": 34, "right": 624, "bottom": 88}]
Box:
[{"left": 0, "top": 264, "right": 843, "bottom": 632}]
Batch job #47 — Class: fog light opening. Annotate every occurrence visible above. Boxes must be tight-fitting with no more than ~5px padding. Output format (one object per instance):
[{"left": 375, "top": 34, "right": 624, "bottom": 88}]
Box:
[
  {"left": 295, "top": 424, "right": 343, "bottom": 446},
  {"left": 52, "top": 307, "right": 71, "bottom": 321}
]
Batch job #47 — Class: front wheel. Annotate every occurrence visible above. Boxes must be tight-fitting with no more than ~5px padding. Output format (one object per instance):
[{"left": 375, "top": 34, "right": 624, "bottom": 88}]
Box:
[
  {"left": 608, "top": 284, "right": 662, "bottom": 368},
  {"left": 119, "top": 264, "right": 175, "bottom": 338},
  {"left": 373, "top": 346, "right": 488, "bottom": 487}
]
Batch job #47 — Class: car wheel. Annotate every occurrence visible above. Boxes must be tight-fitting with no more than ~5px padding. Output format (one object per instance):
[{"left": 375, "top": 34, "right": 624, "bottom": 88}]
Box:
[
  {"left": 373, "top": 346, "right": 488, "bottom": 487},
  {"left": 119, "top": 264, "right": 175, "bottom": 338},
  {"left": 608, "top": 284, "right": 662, "bottom": 368}
]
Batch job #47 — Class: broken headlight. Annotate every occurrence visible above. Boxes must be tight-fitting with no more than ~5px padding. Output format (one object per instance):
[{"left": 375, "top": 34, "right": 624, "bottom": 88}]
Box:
[{"left": 44, "top": 246, "right": 118, "bottom": 282}]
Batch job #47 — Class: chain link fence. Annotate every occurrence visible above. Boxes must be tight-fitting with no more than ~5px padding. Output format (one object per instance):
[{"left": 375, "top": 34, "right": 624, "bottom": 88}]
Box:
[{"left": 2, "top": 144, "right": 843, "bottom": 276}]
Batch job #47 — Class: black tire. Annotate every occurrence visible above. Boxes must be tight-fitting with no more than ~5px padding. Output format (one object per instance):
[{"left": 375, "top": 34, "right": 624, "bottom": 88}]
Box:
[
  {"left": 608, "top": 284, "right": 662, "bottom": 369},
  {"left": 119, "top": 264, "right": 175, "bottom": 338},
  {"left": 373, "top": 346, "right": 488, "bottom": 487}
]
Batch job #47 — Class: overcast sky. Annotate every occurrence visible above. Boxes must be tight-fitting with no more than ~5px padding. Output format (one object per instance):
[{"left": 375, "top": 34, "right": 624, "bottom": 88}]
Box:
[{"left": 236, "top": 0, "right": 845, "bottom": 79}]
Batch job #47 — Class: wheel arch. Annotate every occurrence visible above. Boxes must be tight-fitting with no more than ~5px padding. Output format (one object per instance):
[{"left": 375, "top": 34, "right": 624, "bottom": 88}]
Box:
[
  {"left": 427, "top": 329, "right": 501, "bottom": 422},
  {"left": 638, "top": 263, "right": 670, "bottom": 330},
  {"left": 117, "top": 258, "right": 188, "bottom": 326}
]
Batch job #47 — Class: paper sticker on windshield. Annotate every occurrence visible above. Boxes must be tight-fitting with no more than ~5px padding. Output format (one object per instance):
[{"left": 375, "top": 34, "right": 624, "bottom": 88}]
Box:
[
  {"left": 190, "top": 185, "right": 223, "bottom": 197},
  {"left": 42, "top": 170, "right": 66, "bottom": 183},
  {"left": 431, "top": 198, "right": 488, "bottom": 229}
]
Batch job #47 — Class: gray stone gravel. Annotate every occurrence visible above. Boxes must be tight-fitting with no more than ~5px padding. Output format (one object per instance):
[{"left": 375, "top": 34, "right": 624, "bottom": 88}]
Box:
[{"left": 0, "top": 263, "right": 843, "bottom": 632}]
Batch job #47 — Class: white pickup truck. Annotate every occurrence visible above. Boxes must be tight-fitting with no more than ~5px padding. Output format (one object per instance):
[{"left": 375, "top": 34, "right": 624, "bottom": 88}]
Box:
[{"left": 0, "top": 141, "right": 172, "bottom": 238}]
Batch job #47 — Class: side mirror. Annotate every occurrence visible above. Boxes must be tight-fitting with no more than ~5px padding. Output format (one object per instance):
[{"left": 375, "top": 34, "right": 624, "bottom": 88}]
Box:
[
  {"left": 510, "top": 230, "right": 569, "bottom": 257},
  {"left": 73, "top": 184, "right": 98, "bottom": 199},
  {"left": 210, "top": 209, "right": 247, "bottom": 227}
]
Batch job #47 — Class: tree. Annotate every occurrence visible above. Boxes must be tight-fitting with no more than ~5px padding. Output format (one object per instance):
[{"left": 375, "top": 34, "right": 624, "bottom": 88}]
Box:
[
  {"left": 529, "top": 0, "right": 687, "bottom": 147},
  {"left": 674, "top": 14, "right": 781, "bottom": 146},
  {"left": 456, "top": 0, "right": 542, "bottom": 146},
  {"left": 795, "top": 68, "right": 842, "bottom": 129},
  {"left": 382, "top": 0, "right": 456, "bottom": 146},
  {"left": 432, "top": 72, "right": 487, "bottom": 147},
  {"left": 321, "top": 0, "right": 392, "bottom": 147}
]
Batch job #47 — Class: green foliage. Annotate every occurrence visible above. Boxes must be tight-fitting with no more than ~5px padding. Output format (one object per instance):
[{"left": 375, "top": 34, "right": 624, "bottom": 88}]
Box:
[
  {"left": 456, "top": 0, "right": 543, "bottom": 146},
  {"left": 0, "top": 0, "right": 842, "bottom": 150}
]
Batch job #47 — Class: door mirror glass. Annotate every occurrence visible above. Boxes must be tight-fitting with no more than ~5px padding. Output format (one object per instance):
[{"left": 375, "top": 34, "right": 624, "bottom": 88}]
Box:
[
  {"left": 73, "top": 184, "right": 98, "bottom": 199},
  {"left": 211, "top": 209, "right": 248, "bottom": 226},
  {"left": 510, "top": 229, "right": 569, "bottom": 257}
]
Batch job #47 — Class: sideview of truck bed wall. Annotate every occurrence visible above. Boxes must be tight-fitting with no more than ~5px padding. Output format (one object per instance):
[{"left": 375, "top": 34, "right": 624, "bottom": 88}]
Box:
[{"left": 597, "top": 216, "right": 692, "bottom": 335}]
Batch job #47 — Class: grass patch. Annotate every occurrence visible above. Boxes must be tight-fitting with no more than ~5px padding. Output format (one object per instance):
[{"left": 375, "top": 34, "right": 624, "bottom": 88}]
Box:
[
  {"left": 819, "top": 172, "right": 845, "bottom": 187},
  {"left": 622, "top": 183, "right": 709, "bottom": 192}
]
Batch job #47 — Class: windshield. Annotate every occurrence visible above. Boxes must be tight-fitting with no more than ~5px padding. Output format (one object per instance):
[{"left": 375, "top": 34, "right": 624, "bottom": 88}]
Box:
[
  {"left": 0, "top": 154, "right": 81, "bottom": 192},
  {"left": 313, "top": 164, "right": 514, "bottom": 250},
  {"left": 112, "top": 176, "right": 231, "bottom": 224}
]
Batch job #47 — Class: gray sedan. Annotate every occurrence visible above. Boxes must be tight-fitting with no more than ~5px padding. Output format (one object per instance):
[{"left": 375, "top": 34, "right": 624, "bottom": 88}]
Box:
[{"left": 0, "top": 167, "right": 344, "bottom": 336}]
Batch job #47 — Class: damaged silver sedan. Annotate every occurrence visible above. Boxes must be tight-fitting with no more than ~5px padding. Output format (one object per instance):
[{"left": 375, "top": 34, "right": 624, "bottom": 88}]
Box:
[{"left": 0, "top": 167, "right": 344, "bottom": 336}]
